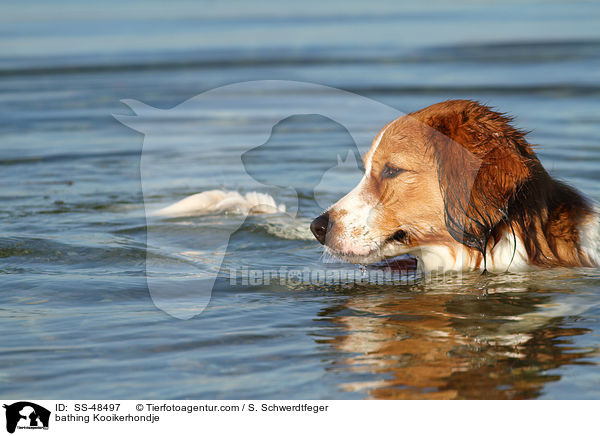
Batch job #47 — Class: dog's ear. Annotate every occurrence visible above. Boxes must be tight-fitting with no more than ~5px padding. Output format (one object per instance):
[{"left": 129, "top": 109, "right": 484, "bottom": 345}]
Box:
[{"left": 418, "top": 100, "right": 533, "bottom": 254}]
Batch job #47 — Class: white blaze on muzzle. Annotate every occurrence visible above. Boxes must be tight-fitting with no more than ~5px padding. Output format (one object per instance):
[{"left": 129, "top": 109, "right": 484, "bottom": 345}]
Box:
[
  {"left": 324, "top": 123, "right": 393, "bottom": 259},
  {"left": 326, "top": 176, "right": 379, "bottom": 256}
]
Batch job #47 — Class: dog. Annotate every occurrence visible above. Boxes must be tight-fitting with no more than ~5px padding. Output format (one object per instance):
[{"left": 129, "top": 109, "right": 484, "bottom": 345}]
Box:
[{"left": 310, "top": 100, "right": 600, "bottom": 272}]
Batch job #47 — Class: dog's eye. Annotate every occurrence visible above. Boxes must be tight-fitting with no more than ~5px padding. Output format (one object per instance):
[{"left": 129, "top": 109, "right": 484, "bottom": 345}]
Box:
[{"left": 381, "top": 164, "right": 405, "bottom": 179}]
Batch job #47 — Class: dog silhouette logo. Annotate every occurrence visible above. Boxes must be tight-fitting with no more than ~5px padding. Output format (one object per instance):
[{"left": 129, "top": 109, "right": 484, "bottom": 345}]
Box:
[
  {"left": 3, "top": 402, "right": 50, "bottom": 434},
  {"left": 115, "top": 80, "right": 404, "bottom": 319}
]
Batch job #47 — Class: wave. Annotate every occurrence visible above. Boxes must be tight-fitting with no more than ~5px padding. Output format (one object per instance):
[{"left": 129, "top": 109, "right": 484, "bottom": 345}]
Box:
[
  {"left": 150, "top": 190, "right": 318, "bottom": 240},
  {"left": 152, "top": 190, "right": 286, "bottom": 218},
  {"left": 3, "top": 39, "right": 598, "bottom": 77},
  {"left": 255, "top": 216, "right": 314, "bottom": 241}
]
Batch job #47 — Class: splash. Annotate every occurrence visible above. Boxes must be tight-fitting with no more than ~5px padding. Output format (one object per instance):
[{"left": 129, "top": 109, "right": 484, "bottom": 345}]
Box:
[{"left": 153, "top": 190, "right": 286, "bottom": 218}]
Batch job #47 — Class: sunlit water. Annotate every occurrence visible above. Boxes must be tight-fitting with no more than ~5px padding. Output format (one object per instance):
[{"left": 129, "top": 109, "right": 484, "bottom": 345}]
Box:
[{"left": 1, "top": 0, "right": 599, "bottom": 399}]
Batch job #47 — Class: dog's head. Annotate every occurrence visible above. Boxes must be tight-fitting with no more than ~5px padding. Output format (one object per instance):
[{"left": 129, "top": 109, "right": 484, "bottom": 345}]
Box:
[{"left": 310, "top": 100, "right": 536, "bottom": 269}]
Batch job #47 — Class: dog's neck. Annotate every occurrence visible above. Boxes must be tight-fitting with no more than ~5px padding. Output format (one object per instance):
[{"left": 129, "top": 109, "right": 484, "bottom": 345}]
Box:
[
  {"left": 502, "top": 174, "right": 596, "bottom": 268},
  {"left": 416, "top": 177, "right": 598, "bottom": 273}
]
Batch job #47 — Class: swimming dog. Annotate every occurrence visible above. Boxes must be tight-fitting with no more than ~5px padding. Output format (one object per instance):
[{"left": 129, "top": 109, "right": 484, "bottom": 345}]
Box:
[{"left": 311, "top": 100, "right": 599, "bottom": 272}]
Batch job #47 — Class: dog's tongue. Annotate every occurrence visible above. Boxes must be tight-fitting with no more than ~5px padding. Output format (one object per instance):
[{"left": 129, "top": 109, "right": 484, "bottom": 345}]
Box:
[{"left": 370, "top": 255, "right": 417, "bottom": 271}]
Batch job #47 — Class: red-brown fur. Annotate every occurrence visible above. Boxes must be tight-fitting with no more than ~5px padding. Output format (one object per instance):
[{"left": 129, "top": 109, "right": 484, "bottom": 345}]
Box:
[
  {"left": 413, "top": 100, "right": 595, "bottom": 268},
  {"left": 313, "top": 99, "right": 597, "bottom": 271}
]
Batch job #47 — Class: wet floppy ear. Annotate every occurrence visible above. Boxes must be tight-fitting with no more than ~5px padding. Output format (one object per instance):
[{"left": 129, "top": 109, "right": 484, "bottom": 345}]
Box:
[{"left": 425, "top": 108, "right": 531, "bottom": 255}]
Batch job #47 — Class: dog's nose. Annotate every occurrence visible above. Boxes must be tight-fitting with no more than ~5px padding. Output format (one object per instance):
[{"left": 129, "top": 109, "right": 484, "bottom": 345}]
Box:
[{"left": 310, "top": 213, "right": 330, "bottom": 245}]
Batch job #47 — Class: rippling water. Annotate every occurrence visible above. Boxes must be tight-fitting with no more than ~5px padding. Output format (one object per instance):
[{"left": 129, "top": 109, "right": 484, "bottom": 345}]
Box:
[{"left": 1, "top": 0, "right": 599, "bottom": 399}]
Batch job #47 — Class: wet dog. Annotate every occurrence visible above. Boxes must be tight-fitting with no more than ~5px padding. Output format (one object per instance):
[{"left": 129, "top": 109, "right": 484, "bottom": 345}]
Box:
[{"left": 311, "top": 100, "right": 599, "bottom": 272}]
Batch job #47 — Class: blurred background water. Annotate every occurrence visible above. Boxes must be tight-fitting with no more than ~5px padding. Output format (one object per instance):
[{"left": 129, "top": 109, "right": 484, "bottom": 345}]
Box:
[{"left": 1, "top": 0, "right": 599, "bottom": 399}]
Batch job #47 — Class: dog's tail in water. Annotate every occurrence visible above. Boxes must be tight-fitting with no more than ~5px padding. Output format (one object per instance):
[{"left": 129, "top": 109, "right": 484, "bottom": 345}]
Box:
[{"left": 152, "top": 189, "right": 286, "bottom": 217}]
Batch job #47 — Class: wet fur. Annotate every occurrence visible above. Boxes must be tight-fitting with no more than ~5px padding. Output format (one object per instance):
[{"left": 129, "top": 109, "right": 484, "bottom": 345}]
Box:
[
  {"left": 316, "top": 99, "right": 599, "bottom": 271},
  {"left": 414, "top": 100, "right": 596, "bottom": 268}
]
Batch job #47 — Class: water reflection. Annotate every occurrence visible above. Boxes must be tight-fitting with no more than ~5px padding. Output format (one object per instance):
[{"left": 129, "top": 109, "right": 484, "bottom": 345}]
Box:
[{"left": 318, "top": 272, "right": 596, "bottom": 399}]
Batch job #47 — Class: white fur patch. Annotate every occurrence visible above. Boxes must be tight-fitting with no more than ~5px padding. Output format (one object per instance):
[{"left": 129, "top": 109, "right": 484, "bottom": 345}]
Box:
[
  {"left": 487, "top": 231, "right": 530, "bottom": 272},
  {"left": 327, "top": 177, "right": 379, "bottom": 257},
  {"left": 580, "top": 204, "right": 600, "bottom": 266},
  {"left": 416, "top": 245, "right": 465, "bottom": 272},
  {"left": 364, "top": 122, "right": 392, "bottom": 175},
  {"left": 417, "top": 231, "right": 528, "bottom": 272}
]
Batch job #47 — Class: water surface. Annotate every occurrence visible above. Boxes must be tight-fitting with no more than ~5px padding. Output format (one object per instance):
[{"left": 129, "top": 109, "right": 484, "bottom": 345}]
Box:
[{"left": 1, "top": 0, "right": 599, "bottom": 399}]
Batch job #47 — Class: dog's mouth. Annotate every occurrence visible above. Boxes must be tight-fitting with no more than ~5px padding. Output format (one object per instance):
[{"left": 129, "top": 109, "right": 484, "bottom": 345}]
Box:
[
  {"left": 386, "top": 229, "right": 408, "bottom": 244},
  {"left": 324, "top": 247, "right": 417, "bottom": 270},
  {"left": 324, "top": 228, "right": 416, "bottom": 269},
  {"left": 377, "top": 229, "right": 416, "bottom": 269},
  {"left": 370, "top": 254, "right": 418, "bottom": 270}
]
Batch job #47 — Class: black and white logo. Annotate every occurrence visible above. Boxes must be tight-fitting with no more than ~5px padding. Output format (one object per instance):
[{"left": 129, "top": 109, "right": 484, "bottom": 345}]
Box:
[{"left": 3, "top": 402, "right": 50, "bottom": 434}]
